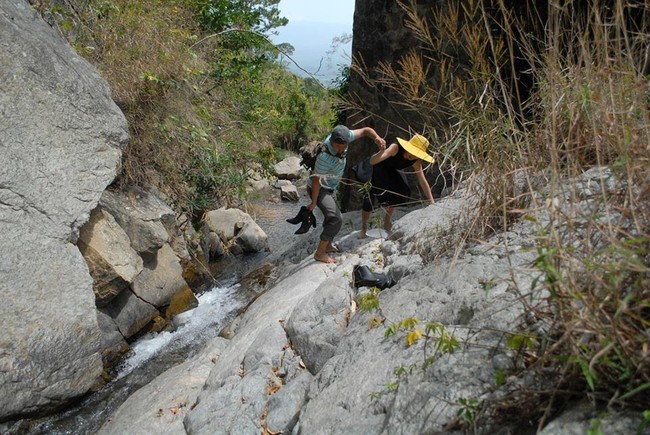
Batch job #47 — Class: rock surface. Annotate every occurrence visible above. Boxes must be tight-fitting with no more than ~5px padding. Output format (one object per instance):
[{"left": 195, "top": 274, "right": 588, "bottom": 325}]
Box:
[
  {"left": 202, "top": 207, "right": 269, "bottom": 255},
  {"left": 78, "top": 208, "right": 143, "bottom": 305},
  {"left": 99, "top": 176, "right": 645, "bottom": 434},
  {"left": 96, "top": 190, "right": 529, "bottom": 433},
  {"left": 0, "top": 0, "right": 128, "bottom": 419}
]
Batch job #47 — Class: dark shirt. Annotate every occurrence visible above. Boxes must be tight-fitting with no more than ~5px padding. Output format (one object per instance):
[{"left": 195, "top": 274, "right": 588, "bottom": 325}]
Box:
[{"left": 372, "top": 145, "right": 413, "bottom": 189}]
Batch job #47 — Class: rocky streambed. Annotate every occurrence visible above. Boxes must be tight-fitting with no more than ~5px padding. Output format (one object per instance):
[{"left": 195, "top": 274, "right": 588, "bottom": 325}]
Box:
[{"left": 15, "top": 182, "right": 325, "bottom": 435}]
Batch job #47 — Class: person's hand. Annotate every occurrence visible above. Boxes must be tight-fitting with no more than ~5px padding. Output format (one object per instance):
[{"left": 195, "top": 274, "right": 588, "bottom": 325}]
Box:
[
  {"left": 307, "top": 202, "right": 316, "bottom": 211},
  {"left": 374, "top": 136, "right": 386, "bottom": 149}
]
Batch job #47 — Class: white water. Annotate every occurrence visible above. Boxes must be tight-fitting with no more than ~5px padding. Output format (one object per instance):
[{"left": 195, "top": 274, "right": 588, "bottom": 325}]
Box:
[{"left": 115, "top": 282, "right": 243, "bottom": 380}]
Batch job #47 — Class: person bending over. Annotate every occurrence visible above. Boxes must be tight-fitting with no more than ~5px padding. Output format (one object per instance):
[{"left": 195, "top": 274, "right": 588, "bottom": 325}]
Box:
[
  {"left": 358, "top": 133, "right": 435, "bottom": 239},
  {"left": 307, "top": 124, "right": 386, "bottom": 263}
]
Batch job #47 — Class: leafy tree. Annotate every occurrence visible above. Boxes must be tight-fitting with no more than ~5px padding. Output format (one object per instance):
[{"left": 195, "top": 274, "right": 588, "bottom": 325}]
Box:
[{"left": 195, "top": 0, "right": 287, "bottom": 34}]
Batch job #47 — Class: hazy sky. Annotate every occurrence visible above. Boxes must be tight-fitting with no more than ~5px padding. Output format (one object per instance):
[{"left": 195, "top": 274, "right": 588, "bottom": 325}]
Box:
[
  {"left": 277, "top": 0, "right": 354, "bottom": 25},
  {"left": 271, "top": 0, "right": 355, "bottom": 85}
]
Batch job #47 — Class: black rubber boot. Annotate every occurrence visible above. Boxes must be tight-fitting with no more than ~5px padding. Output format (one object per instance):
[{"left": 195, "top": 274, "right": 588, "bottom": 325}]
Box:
[
  {"left": 352, "top": 265, "right": 395, "bottom": 289},
  {"left": 295, "top": 209, "right": 316, "bottom": 234},
  {"left": 287, "top": 206, "right": 308, "bottom": 225}
]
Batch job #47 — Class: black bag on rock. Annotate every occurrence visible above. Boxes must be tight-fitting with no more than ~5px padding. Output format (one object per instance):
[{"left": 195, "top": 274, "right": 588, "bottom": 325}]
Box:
[{"left": 352, "top": 265, "right": 395, "bottom": 289}]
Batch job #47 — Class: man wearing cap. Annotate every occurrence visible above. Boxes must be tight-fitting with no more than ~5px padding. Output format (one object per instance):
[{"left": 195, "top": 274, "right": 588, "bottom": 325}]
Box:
[
  {"left": 308, "top": 124, "right": 386, "bottom": 263},
  {"left": 358, "top": 133, "right": 436, "bottom": 239}
]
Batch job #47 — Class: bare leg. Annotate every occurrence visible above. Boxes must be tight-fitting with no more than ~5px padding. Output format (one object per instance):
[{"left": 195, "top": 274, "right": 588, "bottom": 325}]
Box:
[
  {"left": 383, "top": 207, "right": 395, "bottom": 234},
  {"left": 358, "top": 210, "right": 370, "bottom": 239},
  {"left": 314, "top": 240, "right": 336, "bottom": 263}
]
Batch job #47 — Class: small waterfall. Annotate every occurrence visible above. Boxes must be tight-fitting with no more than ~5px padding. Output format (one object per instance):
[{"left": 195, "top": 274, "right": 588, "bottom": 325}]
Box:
[
  {"left": 114, "top": 282, "right": 243, "bottom": 380},
  {"left": 26, "top": 281, "right": 244, "bottom": 435}
]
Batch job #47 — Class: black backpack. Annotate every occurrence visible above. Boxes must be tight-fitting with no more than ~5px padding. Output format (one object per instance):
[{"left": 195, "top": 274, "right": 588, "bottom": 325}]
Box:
[{"left": 351, "top": 157, "right": 373, "bottom": 183}]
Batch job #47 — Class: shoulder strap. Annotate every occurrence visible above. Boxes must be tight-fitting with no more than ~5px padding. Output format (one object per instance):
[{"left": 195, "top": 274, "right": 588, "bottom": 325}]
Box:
[{"left": 320, "top": 143, "right": 333, "bottom": 156}]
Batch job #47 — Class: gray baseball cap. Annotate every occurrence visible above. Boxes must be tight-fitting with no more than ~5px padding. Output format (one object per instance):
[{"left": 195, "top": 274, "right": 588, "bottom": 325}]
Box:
[{"left": 330, "top": 125, "right": 351, "bottom": 144}]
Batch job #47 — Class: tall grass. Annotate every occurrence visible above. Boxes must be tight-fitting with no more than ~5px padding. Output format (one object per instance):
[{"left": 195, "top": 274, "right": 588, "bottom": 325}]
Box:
[{"left": 348, "top": 0, "right": 649, "bottom": 429}]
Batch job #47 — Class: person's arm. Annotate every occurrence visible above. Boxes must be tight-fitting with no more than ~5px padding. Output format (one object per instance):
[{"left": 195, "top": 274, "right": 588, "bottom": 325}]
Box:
[
  {"left": 413, "top": 160, "right": 435, "bottom": 204},
  {"left": 307, "top": 176, "right": 321, "bottom": 211},
  {"left": 350, "top": 127, "right": 386, "bottom": 149},
  {"left": 369, "top": 142, "right": 399, "bottom": 165}
]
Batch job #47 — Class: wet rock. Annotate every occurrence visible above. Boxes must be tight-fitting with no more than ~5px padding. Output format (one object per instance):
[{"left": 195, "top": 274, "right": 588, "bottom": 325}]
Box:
[
  {"left": 96, "top": 310, "right": 130, "bottom": 369},
  {"left": 101, "top": 289, "right": 159, "bottom": 339},
  {"left": 131, "top": 243, "right": 190, "bottom": 307},
  {"left": 164, "top": 286, "right": 199, "bottom": 320}
]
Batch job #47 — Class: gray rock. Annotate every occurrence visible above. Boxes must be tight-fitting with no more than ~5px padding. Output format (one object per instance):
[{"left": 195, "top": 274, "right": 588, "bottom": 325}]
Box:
[
  {"left": 538, "top": 400, "right": 644, "bottom": 435},
  {"left": 96, "top": 310, "right": 129, "bottom": 368},
  {"left": 266, "top": 371, "right": 312, "bottom": 434},
  {"left": 78, "top": 207, "right": 143, "bottom": 305},
  {"left": 97, "top": 337, "right": 230, "bottom": 435},
  {"left": 99, "top": 187, "right": 173, "bottom": 255},
  {"left": 102, "top": 289, "right": 159, "bottom": 339},
  {"left": 284, "top": 274, "right": 353, "bottom": 374},
  {"left": 274, "top": 156, "right": 305, "bottom": 180},
  {"left": 203, "top": 207, "right": 268, "bottom": 254},
  {"left": 281, "top": 184, "right": 300, "bottom": 201},
  {"left": 131, "top": 243, "right": 189, "bottom": 307},
  {"left": 0, "top": 0, "right": 127, "bottom": 419},
  {"left": 183, "top": 257, "right": 330, "bottom": 433}
]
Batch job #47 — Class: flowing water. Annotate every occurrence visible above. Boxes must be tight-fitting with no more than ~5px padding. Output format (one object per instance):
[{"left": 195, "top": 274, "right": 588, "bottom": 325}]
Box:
[{"left": 15, "top": 186, "right": 309, "bottom": 434}]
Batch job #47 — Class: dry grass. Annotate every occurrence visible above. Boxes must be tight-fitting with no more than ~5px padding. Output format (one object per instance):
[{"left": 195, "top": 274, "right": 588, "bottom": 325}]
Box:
[
  {"left": 347, "top": 0, "right": 650, "bottom": 429},
  {"left": 36, "top": 0, "right": 336, "bottom": 220}
]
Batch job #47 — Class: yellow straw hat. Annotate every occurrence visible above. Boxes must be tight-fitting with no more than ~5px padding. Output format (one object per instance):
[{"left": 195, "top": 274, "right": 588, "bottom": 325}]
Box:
[{"left": 397, "top": 134, "right": 434, "bottom": 163}]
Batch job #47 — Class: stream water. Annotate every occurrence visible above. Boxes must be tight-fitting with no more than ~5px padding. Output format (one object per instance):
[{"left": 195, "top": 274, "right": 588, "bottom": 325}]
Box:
[{"left": 17, "top": 186, "right": 309, "bottom": 435}]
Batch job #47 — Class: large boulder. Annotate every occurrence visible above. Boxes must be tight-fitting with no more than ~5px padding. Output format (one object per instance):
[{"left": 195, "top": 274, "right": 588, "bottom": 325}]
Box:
[
  {"left": 99, "top": 187, "right": 173, "bottom": 255},
  {"left": 202, "top": 207, "right": 269, "bottom": 255},
  {"left": 131, "top": 243, "right": 193, "bottom": 308},
  {"left": 0, "top": 0, "right": 128, "bottom": 419},
  {"left": 78, "top": 208, "right": 143, "bottom": 306},
  {"left": 274, "top": 156, "right": 305, "bottom": 180}
]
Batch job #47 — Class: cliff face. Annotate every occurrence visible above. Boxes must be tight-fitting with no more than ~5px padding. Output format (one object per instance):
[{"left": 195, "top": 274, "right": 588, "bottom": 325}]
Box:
[
  {"left": 343, "top": 1, "right": 546, "bottom": 211},
  {"left": 0, "top": 0, "right": 128, "bottom": 420},
  {"left": 348, "top": 0, "right": 541, "bottom": 139},
  {"left": 340, "top": 1, "right": 453, "bottom": 212},
  {"left": 349, "top": 0, "right": 438, "bottom": 140}
]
